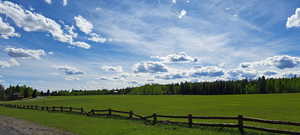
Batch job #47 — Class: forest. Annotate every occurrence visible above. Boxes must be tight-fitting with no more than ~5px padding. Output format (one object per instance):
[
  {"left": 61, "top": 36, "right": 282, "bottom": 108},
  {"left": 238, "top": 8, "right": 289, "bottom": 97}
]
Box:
[{"left": 1, "top": 76, "right": 300, "bottom": 100}]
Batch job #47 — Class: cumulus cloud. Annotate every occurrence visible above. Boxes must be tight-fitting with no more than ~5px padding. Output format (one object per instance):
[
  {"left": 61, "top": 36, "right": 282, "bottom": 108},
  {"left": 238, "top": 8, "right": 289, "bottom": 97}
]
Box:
[
  {"left": 263, "top": 71, "right": 278, "bottom": 76},
  {"left": 241, "top": 55, "right": 300, "bottom": 69},
  {"left": 0, "top": 17, "right": 20, "bottom": 39},
  {"left": 74, "top": 15, "right": 93, "bottom": 34},
  {"left": 134, "top": 62, "right": 168, "bottom": 73},
  {"left": 152, "top": 52, "right": 198, "bottom": 63},
  {"left": 55, "top": 65, "right": 84, "bottom": 75},
  {"left": 101, "top": 65, "right": 123, "bottom": 72},
  {"left": 5, "top": 48, "right": 46, "bottom": 59},
  {"left": 227, "top": 69, "right": 257, "bottom": 80},
  {"left": 0, "top": 1, "right": 90, "bottom": 49},
  {"left": 156, "top": 72, "right": 187, "bottom": 80},
  {"left": 178, "top": 9, "right": 187, "bottom": 19},
  {"left": 172, "top": 0, "right": 176, "bottom": 4},
  {"left": 0, "top": 58, "right": 20, "bottom": 68},
  {"left": 286, "top": 8, "right": 300, "bottom": 28},
  {"left": 64, "top": 76, "right": 80, "bottom": 81},
  {"left": 44, "top": 0, "right": 52, "bottom": 4},
  {"left": 190, "top": 66, "right": 225, "bottom": 77},
  {"left": 62, "top": 0, "right": 68, "bottom": 6},
  {"left": 88, "top": 33, "right": 107, "bottom": 43}
]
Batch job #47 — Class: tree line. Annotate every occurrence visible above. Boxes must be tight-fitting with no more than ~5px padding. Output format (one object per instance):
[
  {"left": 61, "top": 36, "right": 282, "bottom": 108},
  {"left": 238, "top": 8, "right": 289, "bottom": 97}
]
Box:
[
  {"left": 0, "top": 85, "right": 38, "bottom": 100},
  {"left": 1, "top": 76, "right": 300, "bottom": 99}
]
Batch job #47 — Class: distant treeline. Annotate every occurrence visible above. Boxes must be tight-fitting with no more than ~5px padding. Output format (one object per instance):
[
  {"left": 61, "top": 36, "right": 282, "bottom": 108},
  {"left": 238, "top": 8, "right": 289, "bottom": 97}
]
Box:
[
  {"left": 0, "top": 85, "right": 38, "bottom": 100},
  {"left": 1, "top": 76, "right": 300, "bottom": 99}
]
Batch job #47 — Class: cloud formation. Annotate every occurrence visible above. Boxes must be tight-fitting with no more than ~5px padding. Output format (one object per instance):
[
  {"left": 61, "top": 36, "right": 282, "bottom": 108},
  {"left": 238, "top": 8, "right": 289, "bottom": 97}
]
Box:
[
  {"left": 5, "top": 48, "right": 46, "bottom": 59},
  {"left": 88, "top": 33, "right": 107, "bottom": 43},
  {"left": 286, "top": 8, "right": 300, "bottom": 28},
  {"left": 55, "top": 65, "right": 84, "bottom": 75},
  {"left": 0, "top": 17, "right": 19, "bottom": 39},
  {"left": 0, "top": 58, "right": 20, "bottom": 68},
  {"left": 178, "top": 9, "right": 187, "bottom": 19},
  {"left": 190, "top": 66, "right": 225, "bottom": 77},
  {"left": 153, "top": 52, "right": 198, "bottom": 63},
  {"left": 74, "top": 15, "right": 93, "bottom": 34},
  {"left": 0, "top": 1, "right": 90, "bottom": 49},
  {"left": 44, "top": 0, "right": 52, "bottom": 4},
  {"left": 134, "top": 62, "right": 168, "bottom": 73},
  {"left": 101, "top": 65, "right": 123, "bottom": 72},
  {"left": 241, "top": 55, "right": 300, "bottom": 69}
]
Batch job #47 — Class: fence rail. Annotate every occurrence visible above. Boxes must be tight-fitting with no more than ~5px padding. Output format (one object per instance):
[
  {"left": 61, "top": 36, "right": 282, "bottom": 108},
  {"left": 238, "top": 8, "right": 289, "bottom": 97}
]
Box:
[{"left": 0, "top": 103, "right": 299, "bottom": 135}]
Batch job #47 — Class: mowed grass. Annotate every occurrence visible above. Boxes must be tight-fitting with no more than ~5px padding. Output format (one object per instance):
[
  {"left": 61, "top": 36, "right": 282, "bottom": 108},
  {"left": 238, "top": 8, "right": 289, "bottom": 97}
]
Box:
[
  {"left": 0, "top": 106, "right": 245, "bottom": 135},
  {"left": 1, "top": 93, "right": 300, "bottom": 134}
]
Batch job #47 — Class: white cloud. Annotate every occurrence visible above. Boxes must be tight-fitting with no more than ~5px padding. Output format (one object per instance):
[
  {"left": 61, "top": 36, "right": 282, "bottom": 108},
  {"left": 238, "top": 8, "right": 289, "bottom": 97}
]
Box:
[
  {"left": 71, "top": 41, "right": 91, "bottom": 49},
  {"left": 44, "top": 0, "right": 52, "bottom": 4},
  {"left": 74, "top": 15, "right": 93, "bottom": 34},
  {"left": 101, "top": 65, "right": 123, "bottom": 72},
  {"left": 156, "top": 72, "right": 187, "bottom": 80},
  {"left": 0, "top": 17, "right": 20, "bottom": 39},
  {"left": 62, "top": 0, "right": 68, "bottom": 6},
  {"left": 226, "top": 69, "right": 257, "bottom": 80},
  {"left": 178, "top": 9, "right": 187, "bottom": 19},
  {"left": 55, "top": 65, "right": 84, "bottom": 75},
  {"left": 0, "top": 58, "right": 20, "bottom": 68},
  {"left": 241, "top": 55, "right": 300, "bottom": 69},
  {"left": 64, "top": 76, "right": 80, "bottom": 81},
  {"left": 88, "top": 33, "right": 107, "bottom": 43},
  {"left": 5, "top": 48, "right": 46, "bottom": 59},
  {"left": 134, "top": 61, "right": 169, "bottom": 73},
  {"left": 190, "top": 66, "right": 225, "bottom": 77},
  {"left": 152, "top": 52, "right": 198, "bottom": 63},
  {"left": 286, "top": 8, "right": 300, "bottom": 28},
  {"left": 0, "top": 1, "right": 90, "bottom": 49},
  {"left": 172, "top": 0, "right": 176, "bottom": 4}
]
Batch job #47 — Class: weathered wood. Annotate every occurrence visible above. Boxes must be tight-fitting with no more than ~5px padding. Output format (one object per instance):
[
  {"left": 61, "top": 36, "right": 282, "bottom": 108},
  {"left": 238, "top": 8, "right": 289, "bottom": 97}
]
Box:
[
  {"left": 244, "top": 125, "right": 300, "bottom": 135},
  {"left": 108, "top": 108, "right": 112, "bottom": 115},
  {"left": 188, "top": 114, "right": 193, "bottom": 128},
  {"left": 153, "top": 113, "right": 157, "bottom": 125},
  {"left": 243, "top": 117, "right": 300, "bottom": 126},
  {"left": 129, "top": 111, "right": 133, "bottom": 119},
  {"left": 192, "top": 116, "right": 238, "bottom": 120},
  {"left": 111, "top": 109, "right": 129, "bottom": 114},
  {"left": 193, "top": 122, "right": 239, "bottom": 128},
  {"left": 80, "top": 108, "right": 84, "bottom": 114},
  {"left": 238, "top": 115, "right": 244, "bottom": 134},
  {"left": 157, "top": 115, "right": 188, "bottom": 119},
  {"left": 69, "top": 107, "right": 72, "bottom": 112}
]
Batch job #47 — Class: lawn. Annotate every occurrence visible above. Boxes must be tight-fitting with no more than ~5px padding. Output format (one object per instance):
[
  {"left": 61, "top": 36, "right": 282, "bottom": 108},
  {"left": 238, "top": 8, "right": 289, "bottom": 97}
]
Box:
[{"left": 1, "top": 93, "right": 300, "bottom": 134}]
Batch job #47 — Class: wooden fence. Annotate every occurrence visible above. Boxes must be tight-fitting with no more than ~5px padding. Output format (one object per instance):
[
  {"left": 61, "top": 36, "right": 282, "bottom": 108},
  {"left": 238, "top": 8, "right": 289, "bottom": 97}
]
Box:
[{"left": 0, "top": 103, "right": 300, "bottom": 135}]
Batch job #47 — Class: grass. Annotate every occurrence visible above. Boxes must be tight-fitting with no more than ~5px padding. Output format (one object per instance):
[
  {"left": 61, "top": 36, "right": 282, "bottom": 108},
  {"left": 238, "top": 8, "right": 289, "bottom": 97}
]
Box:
[{"left": 1, "top": 93, "right": 300, "bottom": 134}]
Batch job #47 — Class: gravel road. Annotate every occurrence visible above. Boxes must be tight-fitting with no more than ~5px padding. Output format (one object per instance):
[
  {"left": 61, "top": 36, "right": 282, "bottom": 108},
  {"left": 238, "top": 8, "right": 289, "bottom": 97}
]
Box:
[{"left": 0, "top": 115, "right": 75, "bottom": 135}]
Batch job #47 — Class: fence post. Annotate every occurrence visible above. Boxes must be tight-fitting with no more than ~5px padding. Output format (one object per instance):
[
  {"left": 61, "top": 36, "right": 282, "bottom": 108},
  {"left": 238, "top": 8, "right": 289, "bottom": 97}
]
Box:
[
  {"left": 80, "top": 107, "right": 84, "bottom": 114},
  {"left": 238, "top": 115, "right": 244, "bottom": 134},
  {"left": 152, "top": 113, "right": 157, "bottom": 125},
  {"left": 60, "top": 106, "right": 63, "bottom": 112},
  {"left": 91, "top": 109, "right": 95, "bottom": 115},
  {"left": 46, "top": 106, "right": 49, "bottom": 111},
  {"left": 188, "top": 114, "right": 193, "bottom": 128},
  {"left": 129, "top": 111, "right": 133, "bottom": 119},
  {"left": 52, "top": 106, "right": 55, "bottom": 111},
  {"left": 69, "top": 107, "right": 72, "bottom": 112},
  {"left": 108, "top": 108, "right": 112, "bottom": 116}
]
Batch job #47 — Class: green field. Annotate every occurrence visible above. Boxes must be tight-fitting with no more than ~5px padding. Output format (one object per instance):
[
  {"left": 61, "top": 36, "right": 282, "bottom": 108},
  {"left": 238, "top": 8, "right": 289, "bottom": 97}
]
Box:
[{"left": 1, "top": 93, "right": 300, "bottom": 135}]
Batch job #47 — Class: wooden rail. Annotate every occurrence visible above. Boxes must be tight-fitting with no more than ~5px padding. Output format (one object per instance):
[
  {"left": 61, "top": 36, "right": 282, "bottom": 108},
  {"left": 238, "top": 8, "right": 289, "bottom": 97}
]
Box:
[{"left": 0, "top": 103, "right": 300, "bottom": 135}]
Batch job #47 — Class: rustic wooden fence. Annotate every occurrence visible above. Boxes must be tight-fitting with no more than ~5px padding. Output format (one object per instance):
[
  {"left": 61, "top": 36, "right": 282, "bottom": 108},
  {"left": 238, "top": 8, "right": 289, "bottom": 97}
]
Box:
[{"left": 1, "top": 103, "right": 300, "bottom": 135}]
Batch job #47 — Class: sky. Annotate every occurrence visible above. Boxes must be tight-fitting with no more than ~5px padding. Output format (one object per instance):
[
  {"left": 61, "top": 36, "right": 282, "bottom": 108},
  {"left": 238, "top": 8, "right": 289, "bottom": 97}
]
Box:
[{"left": 1, "top": 0, "right": 300, "bottom": 91}]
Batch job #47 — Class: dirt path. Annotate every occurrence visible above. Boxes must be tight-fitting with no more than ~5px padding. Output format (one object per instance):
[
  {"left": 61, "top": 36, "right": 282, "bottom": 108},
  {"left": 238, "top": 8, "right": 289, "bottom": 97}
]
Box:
[{"left": 0, "top": 115, "right": 75, "bottom": 135}]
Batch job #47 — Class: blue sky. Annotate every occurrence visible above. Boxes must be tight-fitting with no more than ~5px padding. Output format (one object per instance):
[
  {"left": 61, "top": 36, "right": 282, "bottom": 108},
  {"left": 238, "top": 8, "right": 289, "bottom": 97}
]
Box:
[{"left": 1, "top": 0, "right": 300, "bottom": 90}]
